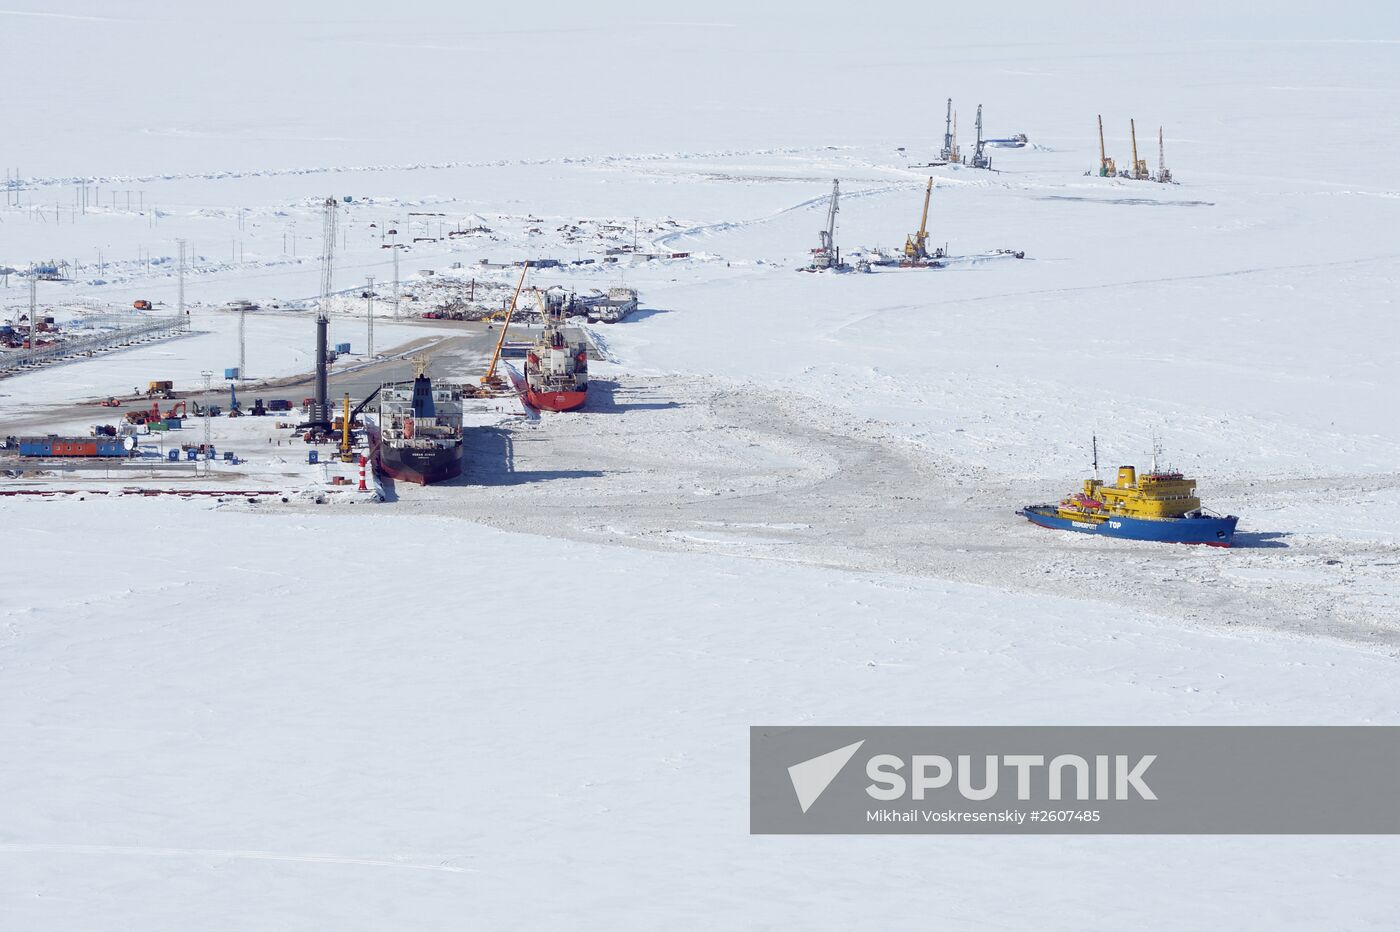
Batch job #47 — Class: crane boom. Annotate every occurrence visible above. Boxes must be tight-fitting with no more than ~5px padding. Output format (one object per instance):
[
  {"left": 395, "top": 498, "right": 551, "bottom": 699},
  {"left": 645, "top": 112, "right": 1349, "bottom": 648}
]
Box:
[
  {"left": 904, "top": 178, "right": 934, "bottom": 260},
  {"left": 1098, "top": 114, "right": 1106, "bottom": 164},
  {"left": 482, "top": 263, "right": 530, "bottom": 386},
  {"left": 918, "top": 176, "right": 932, "bottom": 241},
  {"left": 820, "top": 178, "right": 839, "bottom": 256}
]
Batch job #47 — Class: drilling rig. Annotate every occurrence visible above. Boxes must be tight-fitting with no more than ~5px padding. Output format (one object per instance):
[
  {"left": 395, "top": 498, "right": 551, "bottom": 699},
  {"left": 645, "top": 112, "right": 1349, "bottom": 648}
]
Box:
[
  {"left": 306, "top": 196, "right": 337, "bottom": 432},
  {"left": 1129, "top": 119, "right": 1150, "bottom": 180},
  {"left": 1155, "top": 126, "right": 1173, "bottom": 183},
  {"left": 970, "top": 104, "right": 992, "bottom": 169},
  {"left": 808, "top": 179, "right": 844, "bottom": 271},
  {"left": 1096, "top": 114, "right": 1117, "bottom": 177},
  {"left": 939, "top": 98, "right": 960, "bottom": 164}
]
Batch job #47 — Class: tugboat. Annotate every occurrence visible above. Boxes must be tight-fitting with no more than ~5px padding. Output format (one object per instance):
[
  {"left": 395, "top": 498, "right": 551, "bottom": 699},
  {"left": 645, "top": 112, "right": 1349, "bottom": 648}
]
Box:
[
  {"left": 370, "top": 356, "right": 464, "bottom": 485},
  {"left": 524, "top": 304, "right": 588, "bottom": 412},
  {"left": 1018, "top": 438, "right": 1238, "bottom": 546}
]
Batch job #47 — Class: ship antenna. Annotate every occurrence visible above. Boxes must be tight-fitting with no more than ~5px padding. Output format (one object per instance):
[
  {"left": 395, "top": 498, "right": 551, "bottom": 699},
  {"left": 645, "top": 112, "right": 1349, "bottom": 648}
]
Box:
[
  {"left": 1150, "top": 434, "right": 1163, "bottom": 474},
  {"left": 412, "top": 353, "right": 430, "bottom": 378},
  {"left": 1092, "top": 434, "right": 1099, "bottom": 481}
]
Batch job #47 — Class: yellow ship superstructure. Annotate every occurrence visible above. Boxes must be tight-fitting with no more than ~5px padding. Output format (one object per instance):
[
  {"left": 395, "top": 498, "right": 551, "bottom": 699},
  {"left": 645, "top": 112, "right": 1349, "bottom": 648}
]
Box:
[{"left": 1059, "top": 466, "right": 1201, "bottom": 522}]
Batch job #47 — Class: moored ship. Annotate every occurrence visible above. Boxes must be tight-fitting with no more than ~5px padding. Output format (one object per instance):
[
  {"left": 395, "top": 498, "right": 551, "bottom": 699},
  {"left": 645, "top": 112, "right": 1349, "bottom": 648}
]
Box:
[
  {"left": 370, "top": 361, "right": 463, "bottom": 485},
  {"left": 1018, "top": 440, "right": 1238, "bottom": 546},
  {"left": 524, "top": 307, "right": 589, "bottom": 412},
  {"left": 588, "top": 287, "right": 639, "bottom": 324}
]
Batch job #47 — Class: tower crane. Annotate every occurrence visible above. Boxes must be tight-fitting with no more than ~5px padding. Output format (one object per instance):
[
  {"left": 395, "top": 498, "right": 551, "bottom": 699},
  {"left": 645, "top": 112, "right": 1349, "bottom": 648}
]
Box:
[
  {"left": 1129, "top": 119, "right": 1149, "bottom": 180},
  {"left": 1096, "top": 114, "right": 1117, "bottom": 177}
]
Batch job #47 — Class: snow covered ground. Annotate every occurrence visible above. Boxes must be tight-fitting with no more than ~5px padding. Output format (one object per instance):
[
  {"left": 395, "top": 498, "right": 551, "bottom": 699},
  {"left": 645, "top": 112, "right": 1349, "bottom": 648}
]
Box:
[{"left": 2, "top": 4, "right": 1399, "bottom": 929}]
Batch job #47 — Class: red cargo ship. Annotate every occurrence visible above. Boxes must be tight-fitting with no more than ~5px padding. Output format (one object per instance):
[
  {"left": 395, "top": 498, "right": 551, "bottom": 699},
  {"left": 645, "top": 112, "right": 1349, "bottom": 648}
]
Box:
[{"left": 523, "top": 313, "right": 588, "bottom": 412}]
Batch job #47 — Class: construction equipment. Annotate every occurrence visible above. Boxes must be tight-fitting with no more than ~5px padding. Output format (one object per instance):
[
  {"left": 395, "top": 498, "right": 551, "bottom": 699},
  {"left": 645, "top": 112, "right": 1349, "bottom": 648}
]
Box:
[
  {"left": 98, "top": 397, "right": 122, "bottom": 407},
  {"left": 904, "top": 178, "right": 936, "bottom": 261},
  {"left": 1156, "top": 126, "right": 1173, "bottom": 183},
  {"left": 228, "top": 383, "right": 242, "bottom": 417},
  {"left": 146, "top": 380, "right": 174, "bottom": 398},
  {"left": 970, "top": 104, "right": 991, "bottom": 170},
  {"left": 1097, "top": 115, "right": 1117, "bottom": 177},
  {"left": 132, "top": 299, "right": 152, "bottom": 310},
  {"left": 808, "top": 179, "right": 841, "bottom": 270},
  {"left": 1129, "top": 119, "right": 1149, "bottom": 180},
  {"left": 481, "top": 263, "right": 531, "bottom": 389},
  {"left": 939, "top": 98, "right": 960, "bottom": 163},
  {"left": 251, "top": 398, "right": 267, "bottom": 417},
  {"left": 338, "top": 393, "right": 355, "bottom": 462}
]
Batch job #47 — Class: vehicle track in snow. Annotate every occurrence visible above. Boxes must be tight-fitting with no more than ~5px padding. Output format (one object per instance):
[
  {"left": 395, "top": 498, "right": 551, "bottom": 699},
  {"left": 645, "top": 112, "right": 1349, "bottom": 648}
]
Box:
[{"left": 381, "top": 375, "right": 1400, "bottom": 651}]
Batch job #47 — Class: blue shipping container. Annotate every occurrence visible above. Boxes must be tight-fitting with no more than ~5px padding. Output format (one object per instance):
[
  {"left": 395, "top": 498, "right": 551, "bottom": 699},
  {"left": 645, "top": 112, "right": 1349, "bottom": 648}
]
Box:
[
  {"left": 225, "top": 368, "right": 239, "bottom": 379},
  {"left": 168, "top": 449, "right": 180, "bottom": 461},
  {"left": 308, "top": 450, "right": 319, "bottom": 465},
  {"left": 335, "top": 342, "right": 351, "bottom": 354}
]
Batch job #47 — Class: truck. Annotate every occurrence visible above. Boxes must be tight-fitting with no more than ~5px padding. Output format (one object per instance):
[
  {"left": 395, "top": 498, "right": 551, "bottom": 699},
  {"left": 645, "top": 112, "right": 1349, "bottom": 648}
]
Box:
[{"left": 147, "top": 380, "right": 174, "bottom": 398}]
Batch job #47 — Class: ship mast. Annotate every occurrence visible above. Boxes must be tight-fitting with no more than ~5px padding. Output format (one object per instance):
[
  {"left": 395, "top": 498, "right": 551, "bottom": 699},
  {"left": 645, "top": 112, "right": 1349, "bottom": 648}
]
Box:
[{"left": 1092, "top": 434, "right": 1099, "bottom": 482}]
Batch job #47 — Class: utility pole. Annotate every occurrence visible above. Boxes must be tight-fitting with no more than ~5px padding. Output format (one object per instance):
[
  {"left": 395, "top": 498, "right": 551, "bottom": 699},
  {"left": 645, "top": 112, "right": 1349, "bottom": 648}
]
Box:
[
  {"left": 366, "top": 275, "right": 375, "bottom": 357},
  {"left": 27, "top": 267, "right": 37, "bottom": 348},
  {"left": 238, "top": 301, "right": 247, "bottom": 378},
  {"left": 176, "top": 239, "right": 187, "bottom": 320},
  {"left": 392, "top": 246, "right": 400, "bottom": 319},
  {"left": 201, "top": 370, "right": 213, "bottom": 471}
]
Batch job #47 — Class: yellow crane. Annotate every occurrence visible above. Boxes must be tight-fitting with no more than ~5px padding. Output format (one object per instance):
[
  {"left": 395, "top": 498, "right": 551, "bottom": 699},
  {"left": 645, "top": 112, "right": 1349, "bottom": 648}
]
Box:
[
  {"left": 338, "top": 393, "right": 354, "bottom": 462},
  {"left": 904, "top": 177, "right": 934, "bottom": 261},
  {"left": 1097, "top": 114, "right": 1117, "bottom": 177},
  {"left": 481, "top": 263, "right": 530, "bottom": 389},
  {"left": 1130, "top": 119, "right": 1149, "bottom": 180}
]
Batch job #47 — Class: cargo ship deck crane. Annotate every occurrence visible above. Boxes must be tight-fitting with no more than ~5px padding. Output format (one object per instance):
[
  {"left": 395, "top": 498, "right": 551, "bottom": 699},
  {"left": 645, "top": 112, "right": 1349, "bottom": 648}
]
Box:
[
  {"left": 481, "top": 263, "right": 530, "bottom": 389},
  {"left": 1097, "top": 115, "right": 1117, "bottom": 177},
  {"left": 1130, "top": 119, "right": 1149, "bottom": 180},
  {"left": 904, "top": 177, "right": 935, "bottom": 261}
]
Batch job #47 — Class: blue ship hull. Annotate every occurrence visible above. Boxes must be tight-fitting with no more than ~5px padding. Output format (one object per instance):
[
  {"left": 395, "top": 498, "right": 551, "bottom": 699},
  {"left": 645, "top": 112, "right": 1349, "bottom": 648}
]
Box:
[{"left": 1018, "top": 506, "right": 1238, "bottom": 547}]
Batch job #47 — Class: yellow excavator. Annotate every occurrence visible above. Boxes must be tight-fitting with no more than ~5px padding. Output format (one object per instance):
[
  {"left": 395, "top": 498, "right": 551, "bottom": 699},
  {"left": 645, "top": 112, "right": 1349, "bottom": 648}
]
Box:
[
  {"left": 904, "top": 177, "right": 934, "bottom": 261},
  {"left": 481, "top": 263, "right": 530, "bottom": 390}
]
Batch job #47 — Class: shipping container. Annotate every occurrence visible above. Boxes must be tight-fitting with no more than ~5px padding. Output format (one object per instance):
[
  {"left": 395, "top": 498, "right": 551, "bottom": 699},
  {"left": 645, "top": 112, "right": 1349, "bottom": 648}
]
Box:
[{"left": 17, "top": 437, "right": 129, "bottom": 458}]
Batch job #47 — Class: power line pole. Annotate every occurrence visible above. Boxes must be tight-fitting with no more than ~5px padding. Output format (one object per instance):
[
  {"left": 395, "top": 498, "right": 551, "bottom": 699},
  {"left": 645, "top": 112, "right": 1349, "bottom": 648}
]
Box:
[
  {"left": 201, "top": 370, "right": 213, "bottom": 471},
  {"left": 27, "top": 267, "right": 37, "bottom": 348},
  {"left": 366, "top": 275, "right": 375, "bottom": 357},
  {"left": 238, "top": 301, "right": 247, "bottom": 378},
  {"left": 176, "top": 239, "right": 187, "bottom": 320},
  {"left": 391, "top": 245, "right": 400, "bottom": 319}
]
